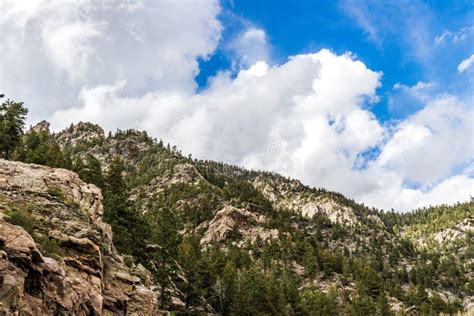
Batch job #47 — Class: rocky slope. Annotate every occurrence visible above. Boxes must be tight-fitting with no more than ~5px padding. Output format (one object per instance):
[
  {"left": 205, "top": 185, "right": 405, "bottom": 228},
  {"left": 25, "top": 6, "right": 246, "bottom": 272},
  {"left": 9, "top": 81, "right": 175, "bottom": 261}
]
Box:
[
  {"left": 0, "top": 159, "right": 157, "bottom": 315},
  {"left": 2, "top": 120, "right": 472, "bottom": 314},
  {"left": 56, "top": 122, "right": 473, "bottom": 312}
]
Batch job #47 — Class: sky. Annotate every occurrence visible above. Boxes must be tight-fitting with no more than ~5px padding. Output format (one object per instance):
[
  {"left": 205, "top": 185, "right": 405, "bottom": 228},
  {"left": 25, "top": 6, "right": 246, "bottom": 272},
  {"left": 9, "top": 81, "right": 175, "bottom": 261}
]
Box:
[{"left": 1, "top": 0, "right": 473, "bottom": 212}]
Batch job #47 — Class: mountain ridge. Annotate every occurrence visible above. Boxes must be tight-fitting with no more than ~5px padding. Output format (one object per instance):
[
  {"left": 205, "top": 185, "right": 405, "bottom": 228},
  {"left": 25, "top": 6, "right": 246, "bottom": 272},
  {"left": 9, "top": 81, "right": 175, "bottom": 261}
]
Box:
[{"left": 0, "top": 119, "right": 472, "bottom": 314}]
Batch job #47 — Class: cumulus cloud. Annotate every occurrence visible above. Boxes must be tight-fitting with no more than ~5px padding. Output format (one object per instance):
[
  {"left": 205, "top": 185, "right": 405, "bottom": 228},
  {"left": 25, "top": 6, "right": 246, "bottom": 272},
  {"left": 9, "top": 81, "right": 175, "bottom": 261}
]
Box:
[
  {"left": 366, "top": 94, "right": 474, "bottom": 209},
  {"left": 458, "top": 54, "right": 474, "bottom": 73},
  {"left": 1, "top": 0, "right": 473, "bottom": 211},
  {"left": 50, "top": 49, "right": 474, "bottom": 211},
  {"left": 388, "top": 81, "right": 435, "bottom": 117},
  {"left": 227, "top": 26, "right": 271, "bottom": 70},
  {"left": 377, "top": 96, "right": 474, "bottom": 183},
  {"left": 0, "top": 0, "right": 222, "bottom": 120}
]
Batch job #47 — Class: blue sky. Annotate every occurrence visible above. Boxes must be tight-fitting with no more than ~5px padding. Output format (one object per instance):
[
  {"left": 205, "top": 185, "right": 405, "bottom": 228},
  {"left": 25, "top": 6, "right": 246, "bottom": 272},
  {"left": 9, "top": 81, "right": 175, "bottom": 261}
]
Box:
[
  {"left": 198, "top": 0, "right": 474, "bottom": 121},
  {"left": 1, "top": 0, "right": 473, "bottom": 211}
]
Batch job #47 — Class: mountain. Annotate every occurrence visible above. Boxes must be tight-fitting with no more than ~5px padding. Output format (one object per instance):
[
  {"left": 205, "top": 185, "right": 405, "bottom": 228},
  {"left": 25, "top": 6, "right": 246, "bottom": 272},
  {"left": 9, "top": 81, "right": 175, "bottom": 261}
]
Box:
[{"left": 0, "top": 120, "right": 472, "bottom": 315}]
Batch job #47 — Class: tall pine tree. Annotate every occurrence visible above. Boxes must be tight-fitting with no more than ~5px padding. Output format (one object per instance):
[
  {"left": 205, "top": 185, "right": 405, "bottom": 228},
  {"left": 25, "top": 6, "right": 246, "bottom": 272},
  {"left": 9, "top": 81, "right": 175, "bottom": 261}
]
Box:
[{"left": 0, "top": 100, "right": 28, "bottom": 159}]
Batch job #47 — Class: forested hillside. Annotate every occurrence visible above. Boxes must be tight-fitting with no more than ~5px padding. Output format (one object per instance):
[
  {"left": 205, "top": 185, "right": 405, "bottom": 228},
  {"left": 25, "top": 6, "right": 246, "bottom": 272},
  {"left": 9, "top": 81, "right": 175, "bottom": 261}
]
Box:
[{"left": 0, "top": 100, "right": 472, "bottom": 314}]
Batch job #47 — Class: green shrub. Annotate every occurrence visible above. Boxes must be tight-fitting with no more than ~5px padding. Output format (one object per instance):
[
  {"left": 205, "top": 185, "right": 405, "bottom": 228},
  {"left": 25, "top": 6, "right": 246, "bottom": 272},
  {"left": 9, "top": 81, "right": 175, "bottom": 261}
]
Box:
[
  {"left": 100, "top": 243, "right": 111, "bottom": 256},
  {"left": 123, "top": 255, "right": 134, "bottom": 268},
  {"left": 5, "top": 208, "right": 35, "bottom": 234},
  {"left": 5, "top": 208, "right": 61, "bottom": 259},
  {"left": 37, "top": 235, "right": 61, "bottom": 259},
  {"left": 47, "top": 187, "right": 64, "bottom": 200}
]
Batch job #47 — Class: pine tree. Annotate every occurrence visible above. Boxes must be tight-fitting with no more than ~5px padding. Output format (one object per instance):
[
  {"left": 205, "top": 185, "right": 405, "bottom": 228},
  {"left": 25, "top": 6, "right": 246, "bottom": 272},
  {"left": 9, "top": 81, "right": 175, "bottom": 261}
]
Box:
[
  {"left": 221, "top": 261, "right": 237, "bottom": 315},
  {"left": 301, "top": 286, "right": 339, "bottom": 316},
  {"left": 0, "top": 100, "right": 28, "bottom": 159},
  {"left": 14, "top": 130, "right": 69, "bottom": 168},
  {"left": 103, "top": 157, "right": 150, "bottom": 257},
  {"left": 75, "top": 155, "right": 105, "bottom": 189},
  {"left": 377, "top": 292, "right": 392, "bottom": 315},
  {"left": 177, "top": 234, "right": 211, "bottom": 309},
  {"left": 303, "top": 241, "right": 317, "bottom": 278},
  {"left": 147, "top": 199, "right": 180, "bottom": 309}
]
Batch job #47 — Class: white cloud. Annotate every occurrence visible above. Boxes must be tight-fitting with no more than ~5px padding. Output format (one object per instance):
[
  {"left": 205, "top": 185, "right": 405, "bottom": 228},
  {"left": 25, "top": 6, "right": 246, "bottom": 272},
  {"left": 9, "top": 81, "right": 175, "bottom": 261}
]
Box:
[
  {"left": 377, "top": 96, "right": 474, "bottom": 183},
  {"left": 50, "top": 48, "right": 474, "bottom": 211},
  {"left": 377, "top": 124, "right": 432, "bottom": 168},
  {"left": 360, "top": 174, "right": 474, "bottom": 212},
  {"left": 405, "top": 81, "right": 435, "bottom": 92},
  {"left": 435, "top": 26, "right": 474, "bottom": 44},
  {"left": 0, "top": 0, "right": 222, "bottom": 119},
  {"left": 458, "top": 54, "right": 474, "bottom": 73},
  {"left": 1, "top": 0, "right": 473, "bottom": 212},
  {"left": 228, "top": 27, "right": 271, "bottom": 69},
  {"left": 42, "top": 20, "right": 104, "bottom": 82},
  {"left": 388, "top": 81, "right": 436, "bottom": 117}
]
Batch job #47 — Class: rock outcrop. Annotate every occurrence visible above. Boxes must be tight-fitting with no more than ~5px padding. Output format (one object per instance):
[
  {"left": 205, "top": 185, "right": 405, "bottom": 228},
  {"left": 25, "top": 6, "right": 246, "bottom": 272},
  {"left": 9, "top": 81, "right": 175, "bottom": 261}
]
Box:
[
  {"left": 253, "top": 176, "right": 360, "bottom": 226},
  {"left": 56, "top": 122, "right": 105, "bottom": 148},
  {"left": 433, "top": 218, "right": 473, "bottom": 244},
  {"left": 55, "top": 122, "right": 154, "bottom": 171},
  {"left": 0, "top": 159, "right": 157, "bottom": 315},
  {"left": 200, "top": 205, "right": 278, "bottom": 246},
  {"left": 30, "top": 120, "right": 50, "bottom": 134}
]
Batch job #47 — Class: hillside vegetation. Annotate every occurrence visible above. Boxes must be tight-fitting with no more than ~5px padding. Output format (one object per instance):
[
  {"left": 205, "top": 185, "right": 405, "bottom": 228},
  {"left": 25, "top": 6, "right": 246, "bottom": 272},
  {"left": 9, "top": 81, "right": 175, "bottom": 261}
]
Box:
[{"left": 0, "top": 100, "right": 472, "bottom": 314}]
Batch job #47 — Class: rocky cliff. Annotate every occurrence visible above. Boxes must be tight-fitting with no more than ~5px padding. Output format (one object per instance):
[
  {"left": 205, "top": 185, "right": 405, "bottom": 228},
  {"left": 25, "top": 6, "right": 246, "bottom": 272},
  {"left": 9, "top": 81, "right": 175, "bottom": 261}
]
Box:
[{"left": 0, "top": 159, "right": 157, "bottom": 315}]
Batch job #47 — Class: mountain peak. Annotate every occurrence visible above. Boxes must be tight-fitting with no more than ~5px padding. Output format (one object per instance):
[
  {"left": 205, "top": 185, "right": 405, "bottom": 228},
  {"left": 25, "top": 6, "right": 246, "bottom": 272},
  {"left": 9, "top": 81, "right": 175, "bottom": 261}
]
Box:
[
  {"left": 30, "top": 120, "right": 50, "bottom": 134},
  {"left": 56, "top": 122, "right": 105, "bottom": 148}
]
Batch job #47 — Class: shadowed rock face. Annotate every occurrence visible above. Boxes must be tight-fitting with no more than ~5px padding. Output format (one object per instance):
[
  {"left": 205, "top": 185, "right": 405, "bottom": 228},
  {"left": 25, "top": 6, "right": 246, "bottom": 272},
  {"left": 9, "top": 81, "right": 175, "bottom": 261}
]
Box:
[{"left": 0, "top": 159, "right": 157, "bottom": 315}]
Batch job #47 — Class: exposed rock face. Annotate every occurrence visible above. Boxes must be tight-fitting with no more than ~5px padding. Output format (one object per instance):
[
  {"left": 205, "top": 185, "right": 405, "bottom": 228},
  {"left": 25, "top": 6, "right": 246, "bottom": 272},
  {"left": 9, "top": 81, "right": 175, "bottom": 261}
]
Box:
[
  {"left": 433, "top": 218, "right": 473, "bottom": 244},
  {"left": 55, "top": 122, "right": 154, "bottom": 171},
  {"left": 200, "top": 205, "right": 278, "bottom": 246},
  {"left": 253, "top": 177, "right": 359, "bottom": 226},
  {"left": 300, "top": 200, "right": 358, "bottom": 226},
  {"left": 170, "top": 164, "right": 205, "bottom": 185},
  {"left": 56, "top": 122, "right": 105, "bottom": 148},
  {"left": 30, "top": 120, "right": 50, "bottom": 134},
  {"left": 0, "top": 159, "right": 157, "bottom": 315},
  {"left": 140, "top": 163, "right": 206, "bottom": 193}
]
